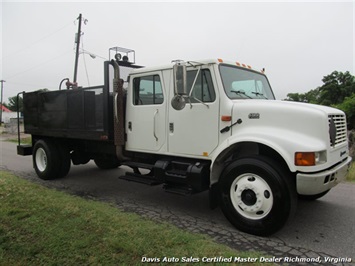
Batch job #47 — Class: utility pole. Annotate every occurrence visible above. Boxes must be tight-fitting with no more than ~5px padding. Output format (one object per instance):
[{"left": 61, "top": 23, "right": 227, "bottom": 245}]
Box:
[
  {"left": 73, "top": 13, "right": 82, "bottom": 86},
  {"left": 0, "top": 80, "right": 5, "bottom": 125}
]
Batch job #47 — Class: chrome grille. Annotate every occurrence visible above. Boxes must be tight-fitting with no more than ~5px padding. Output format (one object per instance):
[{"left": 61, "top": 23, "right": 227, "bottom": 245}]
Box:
[{"left": 328, "top": 114, "right": 347, "bottom": 147}]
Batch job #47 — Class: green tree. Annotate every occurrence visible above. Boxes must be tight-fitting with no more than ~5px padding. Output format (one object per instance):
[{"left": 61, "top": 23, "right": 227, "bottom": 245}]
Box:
[
  {"left": 335, "top": 94, "right": 355, "bottom": 129},
  {"left": 285, "top": 92, "right": 306, "bottom": 102},
  {"left": 285, "top": 88, "right": 320, "bottom": 103},
  {"left": 318, "top": 71, "right": 355, "bottom": 106},
  {"left": 303, "top": 88, "right": 320, "bottom": 104},
  {"left": 286, "top": 71, "right": 355, "bottom": 106},
  {"left": 7, "top": 96, "right": 23, "bottom": 112}
]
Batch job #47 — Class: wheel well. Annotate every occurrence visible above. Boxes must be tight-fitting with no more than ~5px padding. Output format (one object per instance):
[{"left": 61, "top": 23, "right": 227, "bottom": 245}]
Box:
[
  {"left": 209, "top": 142, "right": 294, "bottom": 209},
  {"left": 211, "top": 142, "right": 291, "bottom": 185}
]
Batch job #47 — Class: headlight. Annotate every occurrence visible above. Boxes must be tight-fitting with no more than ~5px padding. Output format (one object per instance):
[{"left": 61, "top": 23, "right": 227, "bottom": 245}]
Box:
[{"left": 315, "top": 151, "right": 327, "bottom": 164}]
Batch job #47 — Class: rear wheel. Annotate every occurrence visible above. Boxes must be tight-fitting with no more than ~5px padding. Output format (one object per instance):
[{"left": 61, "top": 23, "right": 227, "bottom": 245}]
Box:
[
  {"left": 33, "top": 140, "right": 60, "bottom": 180},
  {"left": 219, "top": 156, "right": 297, "bottom": 236},
  {"left": 56, "top": 142, "right": 71, "bottom": 178},
  {"left": 33, "top": 139, "right": 71, "bottom": 180}
]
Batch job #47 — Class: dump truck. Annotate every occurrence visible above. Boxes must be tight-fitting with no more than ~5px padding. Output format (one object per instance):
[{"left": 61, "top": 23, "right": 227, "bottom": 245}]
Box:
[{"left": 17, "top": 48, "right": 352, "bottom": 236}]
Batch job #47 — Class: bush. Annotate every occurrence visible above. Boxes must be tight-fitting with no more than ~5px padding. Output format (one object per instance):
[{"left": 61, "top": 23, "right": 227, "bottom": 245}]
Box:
[
  {"left": 349, "top": 130, "right": 355, "bottom": 158},
  {"left": 335, "top": 94, "right": 355, "bottom": 130}
]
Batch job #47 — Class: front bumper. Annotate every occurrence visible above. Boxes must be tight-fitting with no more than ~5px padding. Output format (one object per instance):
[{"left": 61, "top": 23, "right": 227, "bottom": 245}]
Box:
[{"left": 296, "top": 156, "right": 352, "bottom": 195}]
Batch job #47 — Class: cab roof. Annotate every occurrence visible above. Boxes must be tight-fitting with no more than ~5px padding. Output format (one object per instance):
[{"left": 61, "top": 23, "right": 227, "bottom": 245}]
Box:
[{"left": 128, "top": 59, "right": 264, "bottom": 75}]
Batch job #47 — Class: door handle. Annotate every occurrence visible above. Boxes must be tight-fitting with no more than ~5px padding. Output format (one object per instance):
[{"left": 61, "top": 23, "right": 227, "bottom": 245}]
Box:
[{"left": 153, "top": 109, "right": 158, "bottom": 142}]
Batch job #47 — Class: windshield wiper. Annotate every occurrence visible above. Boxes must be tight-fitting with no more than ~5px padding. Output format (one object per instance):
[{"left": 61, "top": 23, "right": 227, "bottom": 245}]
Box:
[
  {"left": 252, "top": 91, "right": 268, "bottom": 99},
  {"left": 231, "top": 90, "right": 252, "bottom": 99}
]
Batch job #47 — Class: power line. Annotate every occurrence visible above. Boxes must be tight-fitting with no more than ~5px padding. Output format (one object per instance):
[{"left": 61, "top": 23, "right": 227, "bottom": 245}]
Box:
[
  {"left": 5, "top": 81, "right": 55, "bottom": 89},
  {"left": 0, "top": 21, "right": 72, "bottom": 61},
  {"left": 81, "top": 36, "right": 90, "bottom": 87},
  {"left": 80, "top": 49, "right": 107, "bottom": 60},
  {"left": 4, "top": 49, "right": 73, "bottom": 80}
]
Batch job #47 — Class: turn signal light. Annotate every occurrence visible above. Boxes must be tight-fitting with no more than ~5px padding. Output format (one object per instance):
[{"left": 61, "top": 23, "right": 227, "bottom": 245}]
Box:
[
  {"left": 295, "top": 152, "right": 316, "bottom": 166},
  {"left": 221, "top": 115, "right": 232, "bottom": 121}
]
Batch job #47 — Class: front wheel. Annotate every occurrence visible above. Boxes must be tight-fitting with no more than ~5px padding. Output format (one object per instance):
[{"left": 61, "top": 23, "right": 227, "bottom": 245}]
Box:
[{"left": 220, "top": 156, "right": 297, "bottom": 236}]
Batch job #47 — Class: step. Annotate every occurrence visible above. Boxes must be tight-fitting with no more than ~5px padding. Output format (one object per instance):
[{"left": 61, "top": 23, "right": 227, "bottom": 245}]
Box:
[
  {"left": 123, "top": 161, "right": 155, "bottom": 170},
  {"left": 166, "top": 169, "right": 187, "bottom": 178},
  {"left": 163, "top": 184, "right": 194, "bottom": 195},
  {"left": 170, "top": 161, "right": 190, "bottom": 169},
  {"left": 165, "top": 161, "right": 191, "bottom": 178},
  {"left": 17, "top": 145, "right": 32, "bottom": 156},
  {"left": 119, "top": 172, "right": 162, "bottom": 186}
]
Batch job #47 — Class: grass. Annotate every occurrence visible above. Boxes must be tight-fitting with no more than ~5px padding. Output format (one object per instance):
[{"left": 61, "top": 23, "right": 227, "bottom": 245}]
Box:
[
  {"left": 7, "top": 136, "right": 32, "bottom": 145},
  {"left": 0, "top": 171, "right": 269, "bottom": 266},
  {"left": 346, "top": 162, "right": 355, "bottom": 182}
]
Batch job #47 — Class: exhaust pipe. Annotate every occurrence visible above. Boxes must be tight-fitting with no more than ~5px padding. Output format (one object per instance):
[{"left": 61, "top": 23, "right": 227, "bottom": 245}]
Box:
[{"left": 111, "top": 59, "right": 129, "bottom": 161}]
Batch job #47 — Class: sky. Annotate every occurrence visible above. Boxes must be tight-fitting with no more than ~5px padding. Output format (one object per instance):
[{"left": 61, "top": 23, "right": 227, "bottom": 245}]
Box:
[{"left": 0, "top": 1, "right": 354, "bottom": 102}]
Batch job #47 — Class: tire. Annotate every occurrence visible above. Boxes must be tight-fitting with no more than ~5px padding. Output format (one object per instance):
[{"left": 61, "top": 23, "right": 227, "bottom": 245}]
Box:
[
  {"left": 219, "top": 156, "right": 297, "bottom": 236},
  {"left": 94, "top": 156, "right": 120, "bottom": 170},
  {"left": 33, "top": 140, "right": 61, "bottom": 180},
  {"left": 298, "top": 190, "right": 330, "bottom": 201},
  {"left": 56, "top": 142, "right": 71, "bottom": 178}
]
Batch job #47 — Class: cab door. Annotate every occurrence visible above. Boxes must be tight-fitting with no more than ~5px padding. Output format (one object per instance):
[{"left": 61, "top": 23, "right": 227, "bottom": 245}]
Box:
[
  {"left": 168, "top": 68, "right": 219, "bottom": 157},
  {"left": 125, "top": 72, "right": 166, "bottom": 152}
]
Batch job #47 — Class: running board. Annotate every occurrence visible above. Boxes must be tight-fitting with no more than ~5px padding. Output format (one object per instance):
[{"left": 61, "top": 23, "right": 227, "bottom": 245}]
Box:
[
  {"left": 119, "top": 172, "right": 162, "bottom": 186},
  {"left": 123, "top": 162, "right": 154, "bottom": 170},
  {"left": 163, "top": 184, "right": 194, "bottom": 195}
]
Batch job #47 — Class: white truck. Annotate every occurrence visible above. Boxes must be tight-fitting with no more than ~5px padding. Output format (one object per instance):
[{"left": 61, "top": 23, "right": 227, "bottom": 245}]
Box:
[{"left": 17, "top": 49, "right": 352, "bottom": 236}]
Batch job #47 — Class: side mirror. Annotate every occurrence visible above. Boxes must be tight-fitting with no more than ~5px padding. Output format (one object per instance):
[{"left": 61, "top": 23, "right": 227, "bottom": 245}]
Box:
[
  {"left": 171, "top": 95, "right": 186, "bottom": 111},
  {"left": 173, "top": 63, "right": 187, "bottom": 95},
  {"left": 172, "top": 63, "right": 187, "bottom": 110}
]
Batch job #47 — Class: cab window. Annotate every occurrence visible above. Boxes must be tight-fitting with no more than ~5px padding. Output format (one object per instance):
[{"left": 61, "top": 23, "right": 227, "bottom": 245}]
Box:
[
  {"left": 186, "top": 69, "right": 215, "bottom": 103},
  {"left": 133, "top": 75, "right": 163, "bottom": 105}
]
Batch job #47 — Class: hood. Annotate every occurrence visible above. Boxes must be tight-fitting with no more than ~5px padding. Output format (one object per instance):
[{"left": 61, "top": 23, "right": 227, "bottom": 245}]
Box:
[
  {"left": 232, "top": 100, "right": 344, "bottom": 124},
  {"left": 231, "top": 100, "right": 345, "bottom": 148},
  {"left": 233, "top": 100, "right": 344, "bottom": 116}
]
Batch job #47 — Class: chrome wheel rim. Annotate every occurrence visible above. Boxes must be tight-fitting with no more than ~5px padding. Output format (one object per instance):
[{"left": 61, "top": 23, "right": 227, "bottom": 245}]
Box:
[
  {"left": 35, "top": 148, "right": 47, "bottom": 172},
  {"left": 230, "top": 173, "right": 273, "bottom": 220}
]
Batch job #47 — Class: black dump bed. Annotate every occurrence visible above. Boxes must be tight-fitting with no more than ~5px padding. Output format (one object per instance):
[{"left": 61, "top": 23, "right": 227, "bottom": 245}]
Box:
[
  {"left": 22, "top": 61, "right": 114, "bottom": 141},
  {"left": 23, "top": 86, "right": 113, "bottom": 141}
]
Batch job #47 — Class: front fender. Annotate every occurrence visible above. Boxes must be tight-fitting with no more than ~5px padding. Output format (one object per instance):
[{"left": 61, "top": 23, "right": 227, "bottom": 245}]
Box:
[{"left": 210, "top": 127, "right": 327, "bottom": 185}]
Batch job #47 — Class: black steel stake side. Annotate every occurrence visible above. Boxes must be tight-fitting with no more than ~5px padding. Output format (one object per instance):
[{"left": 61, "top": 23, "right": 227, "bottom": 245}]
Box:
[{"left": 16, "top": 92, "right": 24, "bottom": 146}]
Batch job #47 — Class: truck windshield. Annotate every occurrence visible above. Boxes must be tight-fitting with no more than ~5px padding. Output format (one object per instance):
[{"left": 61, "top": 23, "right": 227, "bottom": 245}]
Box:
[{"left": 220, "top": 65, "right": 275, "bottom": 100}]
